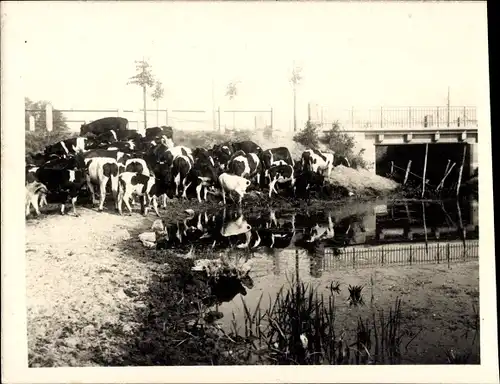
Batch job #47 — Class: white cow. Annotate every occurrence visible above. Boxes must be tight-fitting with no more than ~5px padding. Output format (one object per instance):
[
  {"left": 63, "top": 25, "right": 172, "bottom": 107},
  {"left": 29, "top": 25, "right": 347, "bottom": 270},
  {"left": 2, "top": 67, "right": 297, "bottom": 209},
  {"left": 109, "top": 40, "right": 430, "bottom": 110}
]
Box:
[{"left": 218, "top": 173, "right": 252, "bottom": 205}]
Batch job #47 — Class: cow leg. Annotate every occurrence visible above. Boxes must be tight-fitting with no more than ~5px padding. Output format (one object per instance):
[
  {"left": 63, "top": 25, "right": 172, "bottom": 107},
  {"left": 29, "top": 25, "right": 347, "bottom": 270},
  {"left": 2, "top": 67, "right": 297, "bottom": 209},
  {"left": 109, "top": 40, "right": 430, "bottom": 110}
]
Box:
[
  {"left": 60, "top": 204, "right": 65, "bottom": 215},
  {"left": 196, "top": 183, "right": 203, "bottom": 203},
  {"left": 221, "top": 189, "right": 226, "bottom": 205},
  {"left": 71, "top": 196, "right": 79, "bottom": 217},
  {"left": 86, "top": 175, "right": 98, "bottom": 205},
  {"left": 39, "top": 194, "right": 47, "bottom": 208},
  {"left": 203, "top": 185, "right": 208, "bottom": 201},
  {"left": 151, "top": 196, "right": 161, "bottom": 217},
  {"left": 30, "top": 194, "right": 41, "bottom": 216},
  {"left": 123, "top": 191, "right": 134, "bottom": 215},
  {"left": 269, "top": 177, "right": 277, "bottom": 198},
  {"left": 110, "top": 175, "right": 119, "bottom": 211},
  {"left": 98, "top": 177, "right": 109, "bottom": 211},
  {"left": 26, "top": 201, "right": 31, "bottom": 217},
  {"left": 181, "top": 181, "right": 191, "bottom": 200},
  {"left": 140, "top": 195, "right": 147, "bottom": 215},
  {"left": 256, "top": 173, "right": 261, "bottom": 187}
]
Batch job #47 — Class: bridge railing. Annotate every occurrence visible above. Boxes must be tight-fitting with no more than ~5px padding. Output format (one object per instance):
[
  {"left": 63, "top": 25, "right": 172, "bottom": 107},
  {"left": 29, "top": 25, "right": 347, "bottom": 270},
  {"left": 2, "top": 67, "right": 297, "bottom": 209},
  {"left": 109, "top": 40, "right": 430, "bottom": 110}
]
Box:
[{"left": 316, "top": 106, "right": 478, "bottom": 131}]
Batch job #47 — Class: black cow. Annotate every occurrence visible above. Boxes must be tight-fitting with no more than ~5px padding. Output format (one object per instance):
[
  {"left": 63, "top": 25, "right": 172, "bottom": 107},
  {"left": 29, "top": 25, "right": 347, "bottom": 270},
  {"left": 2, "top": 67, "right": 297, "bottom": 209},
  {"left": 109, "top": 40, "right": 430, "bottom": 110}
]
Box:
[
  {"left": 116, "top": 129, "right": 143, "bottom": 142},
  {"left": 231, "top": 140, "right": 262, "bottom": 155},
  {"left": 192, "top": 147, "right": 217, "bottom": 168},
  {"left": 80, "top": 117, "right": 129, "bottom": 136},
  {"left": 294, "top": 170, "right": 326, "bottom": 199},
  {"left": 260, "top": 147, "right": 294, "bottom": 170},
  {"left": 26, "top": 152, "right": 47, "bottom": 167}
]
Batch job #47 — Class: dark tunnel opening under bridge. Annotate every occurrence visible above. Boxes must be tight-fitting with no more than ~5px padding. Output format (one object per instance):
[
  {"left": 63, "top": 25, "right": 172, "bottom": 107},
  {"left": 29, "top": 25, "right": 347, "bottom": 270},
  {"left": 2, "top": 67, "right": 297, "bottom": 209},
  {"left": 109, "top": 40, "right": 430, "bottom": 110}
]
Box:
[{"left": 375, "top": 143, "right": 476, "bottom": 189}]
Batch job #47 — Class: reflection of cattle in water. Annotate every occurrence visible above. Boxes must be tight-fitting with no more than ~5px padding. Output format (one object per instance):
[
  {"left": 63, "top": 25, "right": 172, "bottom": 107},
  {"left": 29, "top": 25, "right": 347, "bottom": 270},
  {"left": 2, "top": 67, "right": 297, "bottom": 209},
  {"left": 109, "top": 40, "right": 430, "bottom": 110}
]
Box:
[{"left": 156, "top": 208, "right": 365, "bottom": 252}]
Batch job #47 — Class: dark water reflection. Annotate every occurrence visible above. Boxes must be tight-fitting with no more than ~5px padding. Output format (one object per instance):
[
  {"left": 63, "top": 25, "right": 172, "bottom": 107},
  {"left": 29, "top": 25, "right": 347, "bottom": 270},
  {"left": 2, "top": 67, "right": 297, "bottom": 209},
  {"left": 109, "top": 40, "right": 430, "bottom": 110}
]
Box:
[{"left": 157, "top": 199, "right": 478, "bottom": 256}]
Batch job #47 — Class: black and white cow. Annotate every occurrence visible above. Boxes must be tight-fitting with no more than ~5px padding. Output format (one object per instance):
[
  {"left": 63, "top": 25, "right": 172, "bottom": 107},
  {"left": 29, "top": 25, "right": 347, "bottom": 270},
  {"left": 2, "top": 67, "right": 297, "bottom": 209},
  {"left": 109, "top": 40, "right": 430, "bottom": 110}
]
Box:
[
  {"left": 117, "top": 172, "right": 160, "bottom": 217},
  {"left": 172, "top": 155, "right": 194, "bottom": 199},
  {"left": 83, "top": 150, "right": 122, "bottom": 211},
  {"left": 35, "top": 157, "right": 87, "bottom": 216},
  {"left": 186, "top": 155, "right": 220, "bottom": 203},
  {"left": 260, "top": 147, "right": 295, "bottom": 171},
  {"left": 44, "top": 137, "right": 90, "bottom": 159},
  {"left": 265, "top": 164, "right": 296, "bottom": 198},
  {"left": 301, "top": 149, "right": 335, "bottom": 177},
  {"left": 228, "top": 151, "right": 262, "bottom": 186}
]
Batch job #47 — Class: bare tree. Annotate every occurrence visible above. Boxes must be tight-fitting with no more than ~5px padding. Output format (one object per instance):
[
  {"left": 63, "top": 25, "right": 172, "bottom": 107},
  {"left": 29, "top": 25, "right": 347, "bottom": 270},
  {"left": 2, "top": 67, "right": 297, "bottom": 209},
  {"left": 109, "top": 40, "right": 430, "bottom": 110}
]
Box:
[
  {"left": 128, "top": 58, "right": 155, "bottom": 129},
  {"left": 151, "top": 80, "right": 165, "bottom": 126},
  {"left": 226, "top": 80, "right": 240, "bottom": 130},
  {"left": 290, "top": 65, "right": 303, "bottom": 132}
]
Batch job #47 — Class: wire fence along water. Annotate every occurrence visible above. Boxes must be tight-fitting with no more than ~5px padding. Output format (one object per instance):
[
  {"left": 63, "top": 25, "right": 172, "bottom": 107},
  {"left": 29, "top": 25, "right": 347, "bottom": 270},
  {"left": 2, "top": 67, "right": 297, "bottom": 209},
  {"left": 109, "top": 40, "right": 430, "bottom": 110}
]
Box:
[
  {"left": 322, "top": 240, "right": 479, "bottom": 270},
  {"left": 309, "top": 105, "right": 478, "bottom": 131},
  {"left": 25, "top": 107, "right": 274, "bottom": 133}
]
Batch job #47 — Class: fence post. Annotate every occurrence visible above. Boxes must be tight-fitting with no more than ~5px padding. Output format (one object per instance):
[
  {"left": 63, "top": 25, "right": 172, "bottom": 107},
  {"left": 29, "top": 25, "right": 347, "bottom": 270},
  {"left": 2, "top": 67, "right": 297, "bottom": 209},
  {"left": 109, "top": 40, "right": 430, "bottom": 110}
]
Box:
[
  {"left": 270, "top": 108, "right": 273, "bottom": 132},
  {"left": 437, "top": 107, "right": 440, "bottom": 128},
  {"left": 353, "top": 247, "right": 356, "bottom": 268},
  {"left": 29, "top": 115, "right": 35, "bottom": 132},
  {"left": 409, "top": 245, "right": 412, "bottom": 265},
  {"left": 408, "top": 107, "right": 412, "bottom": 128},
  {"left": 381, "top": 247, "right": 384, "bottom": 265},
  {"left": 463, "top": 106, "right": 467, "bottom": 125},
  {"left": 421, "top": 143, "right": 429, "bottom": 198},
  {"left": 45, "top": 104, "right": 53, "bottom": 132},
  {"left": 217, "top": 107, "right": 221, "bottom": 132},
  {"left": 380, "top": 107, "right": 383, "bottom": 129},
  {"left": 437, "top": 243, "right": 440, "bottom": 263},
  {"left": 447, "top": 243, "right": 450, "bottom": 265}
]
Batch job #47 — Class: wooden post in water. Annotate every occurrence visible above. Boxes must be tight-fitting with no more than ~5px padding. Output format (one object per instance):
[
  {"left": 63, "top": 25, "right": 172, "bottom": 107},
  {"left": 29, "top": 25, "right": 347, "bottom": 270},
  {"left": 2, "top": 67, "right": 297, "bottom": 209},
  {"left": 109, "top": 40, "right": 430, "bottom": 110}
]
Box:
[
  {"left": 422, "top": 201, "right": 429, "bottom": 258},
  {"left": 421, "top": 143, "right": 429, "bottom": 198},
  {"left": 403, "top": 160, "right": 412, "bottom": 185},
  {"left": 390, "top": 161, "right": 394, "bottom": 174},
  {"left": 456, "top": 144, "right": 467, "bottom": 198}
]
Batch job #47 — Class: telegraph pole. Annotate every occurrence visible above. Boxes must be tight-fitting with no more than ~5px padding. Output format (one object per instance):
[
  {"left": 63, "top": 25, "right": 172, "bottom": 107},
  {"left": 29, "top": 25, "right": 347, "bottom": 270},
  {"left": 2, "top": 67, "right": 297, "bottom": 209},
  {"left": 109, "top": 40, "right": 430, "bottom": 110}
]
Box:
[
  {"left": 212, "top": 78, "right": 216, "bottom": 131},
  {"left": 447, "top": 86, "right": 450, "bottom": 127}
]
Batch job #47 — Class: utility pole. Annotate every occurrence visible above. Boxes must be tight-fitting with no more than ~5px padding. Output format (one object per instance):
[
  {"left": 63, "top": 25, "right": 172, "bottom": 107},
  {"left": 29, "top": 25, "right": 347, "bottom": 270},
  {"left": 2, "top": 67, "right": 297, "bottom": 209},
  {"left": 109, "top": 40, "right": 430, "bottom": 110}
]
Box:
[
  {"left": 142, "top": 56, "right": 147, "bottom": 130},
  {"left": 212, "top": 78, "right": 216, "bottom": 131},
  {"left": 447, "top": 86, "right": 450, "bottom": 127},
  {"left": 293, "top": 85, "right": 297, "bottom": 132}
]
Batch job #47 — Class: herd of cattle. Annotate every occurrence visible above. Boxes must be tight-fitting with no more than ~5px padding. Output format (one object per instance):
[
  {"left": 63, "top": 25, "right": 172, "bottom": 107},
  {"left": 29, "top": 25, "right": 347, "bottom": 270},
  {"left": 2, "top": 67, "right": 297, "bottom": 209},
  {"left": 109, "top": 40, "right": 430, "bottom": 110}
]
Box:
[{"left": 25, "top": 116, "right": 353, "bottom": 217}]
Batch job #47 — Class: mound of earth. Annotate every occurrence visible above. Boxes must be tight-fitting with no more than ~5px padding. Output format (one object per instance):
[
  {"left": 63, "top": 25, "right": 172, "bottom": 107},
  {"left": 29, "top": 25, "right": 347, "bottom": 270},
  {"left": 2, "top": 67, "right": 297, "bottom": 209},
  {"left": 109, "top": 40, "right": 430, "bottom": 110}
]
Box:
[{"left": 328, "top": 165, "right": 399, "bottom": 194}]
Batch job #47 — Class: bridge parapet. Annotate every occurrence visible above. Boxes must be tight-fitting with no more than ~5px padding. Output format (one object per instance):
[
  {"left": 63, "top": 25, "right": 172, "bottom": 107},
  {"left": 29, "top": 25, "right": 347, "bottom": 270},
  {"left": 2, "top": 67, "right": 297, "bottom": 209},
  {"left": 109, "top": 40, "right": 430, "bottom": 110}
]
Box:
[{"left": 315, "top": 106, "right": 478, "bottom": 132}]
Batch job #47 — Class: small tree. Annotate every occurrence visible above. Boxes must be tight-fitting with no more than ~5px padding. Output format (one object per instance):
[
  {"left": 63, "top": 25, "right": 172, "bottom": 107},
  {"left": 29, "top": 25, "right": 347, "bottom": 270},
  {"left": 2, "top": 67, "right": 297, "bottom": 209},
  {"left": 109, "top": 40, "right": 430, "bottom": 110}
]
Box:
[
  {"left": 151, "top": 80, "right": 165, "bottom": 126},
  {"left": 225, "top": 80, "right": 240, "bottom": 130},
  {"left": 320, "top": 121, "right": 370, "bottom": 169},
  {"left": 25, "top": 98, "right": 74, "bottom": 154},
  {"left": 293, "top": 120, "right": 320, "bottom": 149},
  {"left": 128, "top": 59, "right": 156, "bottom": 129}
]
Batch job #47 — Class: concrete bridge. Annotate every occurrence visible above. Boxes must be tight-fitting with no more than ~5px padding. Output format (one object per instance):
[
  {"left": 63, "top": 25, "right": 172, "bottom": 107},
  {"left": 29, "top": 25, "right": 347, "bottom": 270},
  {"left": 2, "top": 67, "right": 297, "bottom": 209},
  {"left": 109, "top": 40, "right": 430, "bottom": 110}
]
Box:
[{"left": 316, "top": 106, "right": 479, "bottom": 174}]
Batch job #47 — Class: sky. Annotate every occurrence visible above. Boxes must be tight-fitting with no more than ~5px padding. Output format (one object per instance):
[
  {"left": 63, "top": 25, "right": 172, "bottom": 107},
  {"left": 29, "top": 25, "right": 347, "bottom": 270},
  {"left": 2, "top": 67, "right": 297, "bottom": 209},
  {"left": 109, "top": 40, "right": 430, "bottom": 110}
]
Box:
[{"left": 5, "top": 1, "right": 490, "bottom": 132}]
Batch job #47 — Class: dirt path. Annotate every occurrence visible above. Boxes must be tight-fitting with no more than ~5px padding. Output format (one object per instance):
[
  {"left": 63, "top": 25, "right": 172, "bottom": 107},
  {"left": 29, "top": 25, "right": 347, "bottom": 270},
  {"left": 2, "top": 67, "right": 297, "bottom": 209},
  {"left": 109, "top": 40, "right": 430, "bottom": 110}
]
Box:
[{"left": 26, "top": 207, "right": 156, "bottom": 367}]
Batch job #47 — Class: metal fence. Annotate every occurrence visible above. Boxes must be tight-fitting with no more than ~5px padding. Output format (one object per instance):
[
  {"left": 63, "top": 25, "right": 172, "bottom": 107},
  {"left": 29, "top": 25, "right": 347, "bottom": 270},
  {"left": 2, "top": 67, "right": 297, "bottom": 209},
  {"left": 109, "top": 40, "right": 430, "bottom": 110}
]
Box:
[
  {"left": 322, "top": 240, "right": 479, "bottom": 270},
  {"left": 309, "top": 105, "right": 478, "bottom": 131}
]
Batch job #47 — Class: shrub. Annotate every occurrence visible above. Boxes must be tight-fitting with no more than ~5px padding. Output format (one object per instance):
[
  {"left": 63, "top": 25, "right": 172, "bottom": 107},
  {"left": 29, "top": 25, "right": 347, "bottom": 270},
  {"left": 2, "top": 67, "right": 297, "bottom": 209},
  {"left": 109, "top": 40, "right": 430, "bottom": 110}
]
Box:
[
  {"left": 320, "top": 122, "right": 370, "bottom": 169},
  {"left": 293, "top": 120, "right": 320, "bottom": 149}
]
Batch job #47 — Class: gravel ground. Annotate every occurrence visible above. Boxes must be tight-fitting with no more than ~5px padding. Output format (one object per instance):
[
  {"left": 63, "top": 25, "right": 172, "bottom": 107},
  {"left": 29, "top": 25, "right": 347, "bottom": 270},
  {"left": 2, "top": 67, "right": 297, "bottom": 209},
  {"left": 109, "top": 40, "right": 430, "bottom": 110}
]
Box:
[{"left": 26, "top": 206, "right": 156, "bottom": 367}]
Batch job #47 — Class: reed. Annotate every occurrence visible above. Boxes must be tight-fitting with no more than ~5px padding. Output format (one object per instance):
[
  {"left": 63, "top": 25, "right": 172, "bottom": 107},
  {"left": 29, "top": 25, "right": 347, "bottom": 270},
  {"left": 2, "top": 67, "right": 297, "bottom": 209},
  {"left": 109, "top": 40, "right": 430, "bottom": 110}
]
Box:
[{"left": 233, "top": 280, "right": 408, "bottom": 364}]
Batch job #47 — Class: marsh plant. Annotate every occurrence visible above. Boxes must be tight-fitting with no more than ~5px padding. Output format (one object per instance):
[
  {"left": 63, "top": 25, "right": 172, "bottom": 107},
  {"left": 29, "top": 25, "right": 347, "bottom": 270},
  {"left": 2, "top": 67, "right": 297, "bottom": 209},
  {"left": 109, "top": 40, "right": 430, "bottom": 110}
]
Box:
[{"left": 228, "top": 280, "right": 408, "bottom": 365}]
